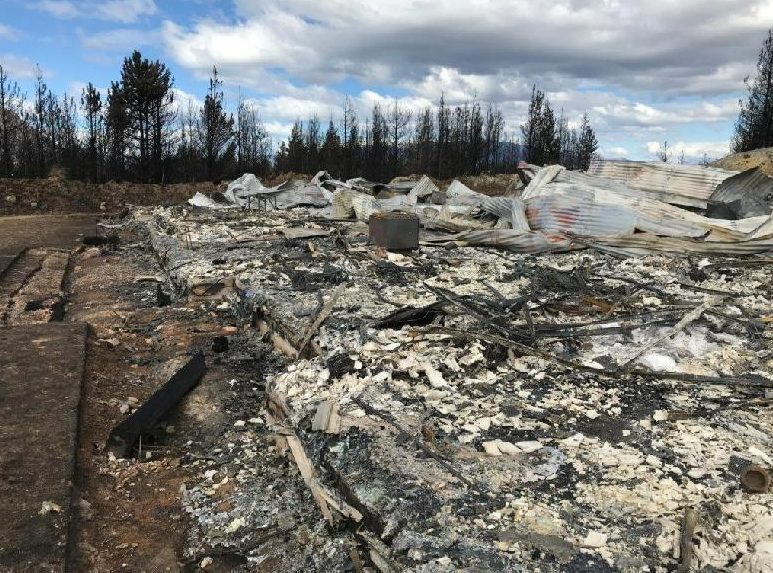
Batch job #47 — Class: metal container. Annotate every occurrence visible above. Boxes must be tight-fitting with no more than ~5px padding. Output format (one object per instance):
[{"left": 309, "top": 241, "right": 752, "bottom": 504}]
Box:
[
  {"left": 741, "top": 464, "right": 770, "bottom": 493},
  {"left": 369, "top": 212, "right": 419, "bottom": 250}
]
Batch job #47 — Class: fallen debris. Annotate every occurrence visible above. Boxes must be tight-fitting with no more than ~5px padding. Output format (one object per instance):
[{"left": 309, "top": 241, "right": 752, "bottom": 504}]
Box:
[
  {"left": 188, "top": 161, "right": 773, "bottom": 257},
  {"left": 107, "top": 352, "right": 207, "bottom": 457},
  {"left": 143, "top": 163, "right": 773, "bottom": 571},
  {"left": 677, "top": 508, "right": 698, "bottom": 573},
  {"left": 741, "top": 464, "right": 771, "bottom": 493}
]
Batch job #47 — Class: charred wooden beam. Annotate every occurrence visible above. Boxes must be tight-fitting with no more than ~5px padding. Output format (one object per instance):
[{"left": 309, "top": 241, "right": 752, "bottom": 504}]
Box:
[{"left": 107, "top": 352, "right": 206, "bottom": 457}]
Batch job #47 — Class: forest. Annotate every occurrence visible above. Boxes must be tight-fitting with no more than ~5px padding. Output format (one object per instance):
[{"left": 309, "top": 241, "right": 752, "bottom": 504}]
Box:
[{"left": 0, "top": 50, "right": 599, "bottom": 183}]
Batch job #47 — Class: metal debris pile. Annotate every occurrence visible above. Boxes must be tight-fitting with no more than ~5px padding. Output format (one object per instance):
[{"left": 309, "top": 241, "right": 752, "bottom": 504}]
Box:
[
  {"left": 136, "top": 187, "right": 773, "bottom": 571},
  {"left": 186, "top": 160, "right": 773, "bottom": 257}
]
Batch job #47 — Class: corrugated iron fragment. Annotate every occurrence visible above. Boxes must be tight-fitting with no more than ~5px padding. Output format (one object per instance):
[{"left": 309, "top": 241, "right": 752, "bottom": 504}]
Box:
[
  {"left": 707, "top": 168, "right": 773, "bottom": 219},
  {"left": 588, "top": 159, "right": 737, "bottom": 208}
]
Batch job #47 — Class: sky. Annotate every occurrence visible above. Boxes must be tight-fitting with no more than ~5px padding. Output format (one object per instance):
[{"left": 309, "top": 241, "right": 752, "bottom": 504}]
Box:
[{"left": 0, "top": 0, "right": 771, "bottom": 161}]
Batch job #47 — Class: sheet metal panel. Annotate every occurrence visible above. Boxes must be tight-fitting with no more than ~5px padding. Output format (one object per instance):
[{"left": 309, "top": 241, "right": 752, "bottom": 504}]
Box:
[
  {"left": 708, "top": 169, "right": 773, "bottom": 218},
  {"left": 588, "top": 159, "right": 737, "bottom": 208}
]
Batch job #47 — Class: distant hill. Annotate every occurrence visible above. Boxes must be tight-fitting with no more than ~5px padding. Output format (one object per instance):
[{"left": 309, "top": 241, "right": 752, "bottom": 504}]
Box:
[{"left": 712, "top": 147, "right": 773, "bottom": 176}]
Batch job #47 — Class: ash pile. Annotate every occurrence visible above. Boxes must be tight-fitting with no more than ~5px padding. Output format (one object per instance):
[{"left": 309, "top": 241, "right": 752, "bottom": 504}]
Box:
[{"left": 140, "top": 160, "right": 772, "bottom": 571}]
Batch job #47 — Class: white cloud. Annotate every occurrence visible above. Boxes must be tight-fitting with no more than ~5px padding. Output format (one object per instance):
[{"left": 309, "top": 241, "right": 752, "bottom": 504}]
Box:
[
  {"left": 0, "top": 54, "right": 43, "bottom": 79},
  {"left": 78, "top": 27, "right": 158, "bottom": 51},
  {"left": 171, "top": 87, "right": 204, "bottom": 117},
  {"left": 33, "top": 0, "right": 156, "bottom": 23},
  {"left": 602, "top": 147, "right": 630, "bottom": 159},
  {"left": 645, "top": 140, "right": 730, "bottom": 162},
  {"left": 93, "top": 0, "right": 157, "bottom": 24},
  {"left": 33, "top": 0, "right": 80, "bottom": 18},
  {"left": 0, "top": 23, "right": 21, "bottom": 40},
  {"left": 165, "top": 0, "right": 768, "bottom": 95}
]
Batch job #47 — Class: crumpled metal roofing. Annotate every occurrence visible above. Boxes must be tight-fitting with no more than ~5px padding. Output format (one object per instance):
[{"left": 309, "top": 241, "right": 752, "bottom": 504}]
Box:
[
  {"left": 708, "top": 168, "right": 773, "bottom": 219},
  {"left": 587, "top": 159, "right": 737, "bottom": 208},
  {"left": 525, "top": 192, "right": 638, "bottom": 237},
  {"left": 432, "top": 229, "right": 572, "bottom": 253},
  {"left": 519, "top": 166, "right": 762, "bottom": 239},
  {"left": 587, "top": 233, "right": 773, "bottom": 256},
  {"left": 431, "top": 226, "right": 773, "bottom": 256},
  {"left": 480, "top": 197, "right": 531, "bottom": 231}
]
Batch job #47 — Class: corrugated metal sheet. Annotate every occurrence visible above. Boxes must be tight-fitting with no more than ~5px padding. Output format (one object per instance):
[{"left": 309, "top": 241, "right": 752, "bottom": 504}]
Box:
[
  {"left": 479, "top": 197, "right": 512, "bottom": 220},
  {"left": 525, "top": 193, "right": 637, "bottom": 236},
  {"left": 588, "top": 234, "right": 773, "bottom": 256},
  {"left": 708, "top": 168, "right": 773, "bottom": 218},
  {"left": 519, "top": 167, "right": 768, "bottom": 239},
  {"left": 480, "top": 197, "right": 531, "bottom": 231},
  {"left": 521, "top": 165, "right": 564, "bottom": 200},
  {"left": 511, "top": 198, "right": 530, "bottom": 232},
  {"left": 747, "top": 213, "right": 773, "bottom": 239},
  {"left": 587, "top": 159, "right": 737, "bottom": 208},
  {"left": 435, "top": 229, "right": 773, "bottom": 256},
  {"left": 525, "top": 180, "right": 728, "bottom": 237},
  {"left": 446, "top": 180, "right": 486, "bottom": 207},
  {"left": 409, "top": 175, "right": 439, "bottom": 199},
  {"left": 440, "top": 230, "right": 573, "bottom": 253},
  {"left": 274, "top": 184, "right": 331, "bottom": 209}
]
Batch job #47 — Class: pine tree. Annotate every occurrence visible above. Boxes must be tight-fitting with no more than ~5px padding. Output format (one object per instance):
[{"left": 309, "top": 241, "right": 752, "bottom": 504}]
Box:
[
  {"left": 436, "top": 93, "right": 450, "bottom": 178},
  {"left": 367, "top": 104, "right": 388, "bottom": 181},
  {"left": 286, "top": 120, "right": 305, "bottom": 173},
  {"left": 198, "top": 67, "right": 235, "bottom": 180},
  {"left": 387, "top": 98, "right": 411, "bottom": 178},
  {"left": 321, "top": 118, "right": 341, "bottom": 176},
  {"left": 105, "top": 82, "right": 128, "bottom": 180},
  {"left": 733, "top": 30, "right": 773, "bottom": 152},
  {"left": 81, "top": 83, "right": 103, "bottom": 181},
  {"left": 577, "top": 113, "right": 598, "bottom": 170},
  {"left": 0, "top": 65, "right": 21, "bottom": 177},
  {"left": 305, "top": 115, "right": 321, "bottom": 173},
  {"left": 119, "top": 50, "right": 175, "bottom": 182},
  {"left": 521, "top": 85, "right": 544, "bottom": 165},
  {"left": 414, "top": 107, "right": 434, "bottom": 174}
]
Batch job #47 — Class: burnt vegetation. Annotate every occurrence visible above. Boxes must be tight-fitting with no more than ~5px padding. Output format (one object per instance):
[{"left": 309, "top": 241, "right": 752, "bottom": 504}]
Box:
[{"left": 0, "top": 51, "right": 599, "bottom": 185}]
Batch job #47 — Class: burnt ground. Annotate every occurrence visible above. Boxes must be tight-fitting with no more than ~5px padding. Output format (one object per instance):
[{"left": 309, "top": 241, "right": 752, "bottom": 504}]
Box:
[
  {"left": 0, "top": 214, "right": 266, "bottom": 572},
  {"left": 65, "top": 224, "right": 248, "bottom": 572},
  {"left": 0, "top": 323, "right": 87, "bottom": 573},
  {"left": 0, "top": 213, "right": 100, "bottom": 257},
  {"left": 1, "top": 204, "right": 771, "bottom": 572}
]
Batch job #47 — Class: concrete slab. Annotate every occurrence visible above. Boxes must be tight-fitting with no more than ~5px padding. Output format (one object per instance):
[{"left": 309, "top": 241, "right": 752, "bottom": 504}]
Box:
[
  {"left": 0, "top": 323, "right": 87, "bottom": 572},
  {"left": 0, "top": 214, "right": 99, "bottom": 260}
]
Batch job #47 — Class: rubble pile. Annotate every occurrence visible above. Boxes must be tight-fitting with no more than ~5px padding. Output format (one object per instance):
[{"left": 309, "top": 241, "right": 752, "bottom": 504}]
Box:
[
  {"left": 137, "top": 158, "right": 773, "bottom": 571},
  {"left": 185, "top": 161, "right": 773, "bottom": 256}
]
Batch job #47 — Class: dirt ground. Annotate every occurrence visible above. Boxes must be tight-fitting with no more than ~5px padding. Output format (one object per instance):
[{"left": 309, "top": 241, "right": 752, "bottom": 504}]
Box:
[
  {"left": 0, "top": 211, "right": 257, "bottom": 572},
  {"left": 64, "top": 226, "right": 244, "bottom": 572},
  {"left": 0, "top": 178, "right": 222, "bottom": 217},
  {"left": 0, "top": 171, "right": 521, "bottom": 218},
  {"left": 712, "top": 146, "right": 773, "bottom": 176}
]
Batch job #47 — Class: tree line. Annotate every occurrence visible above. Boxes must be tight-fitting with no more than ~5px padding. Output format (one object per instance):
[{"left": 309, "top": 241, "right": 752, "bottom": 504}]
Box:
[
  {"left": 0, "top": 50, "right": 599, "bottom": 184},
  {"left": 733, "top": 29, "right": 773, "bottom": 153}
]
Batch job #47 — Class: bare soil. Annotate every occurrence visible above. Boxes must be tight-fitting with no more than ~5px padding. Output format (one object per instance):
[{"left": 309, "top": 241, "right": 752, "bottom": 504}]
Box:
[
  {"left": 65, "top": 228, "right": 239, "bottom": 572},
  {"left": 0, "top": 178, "right": 221, "bottom": 216},
  {"left": 712, "top": 146, "right": 773, "bottom": 176}
]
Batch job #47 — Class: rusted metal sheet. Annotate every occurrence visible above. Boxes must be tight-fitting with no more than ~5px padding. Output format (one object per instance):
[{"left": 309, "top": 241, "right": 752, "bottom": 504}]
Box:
[
  {"left": 369, "top": 212, "right": 420, "bottom": 250},
  {"left": 525, "top": 193, "right": 637, "bottom": 237},
  {"left": 523, "top": 168, "right": 764, "bottom": 239}
]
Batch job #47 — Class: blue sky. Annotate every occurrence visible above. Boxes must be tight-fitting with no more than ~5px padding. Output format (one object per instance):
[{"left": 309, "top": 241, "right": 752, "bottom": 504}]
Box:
[{"left": 1, "top": 0, "right": 771, "bottom": 161}]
